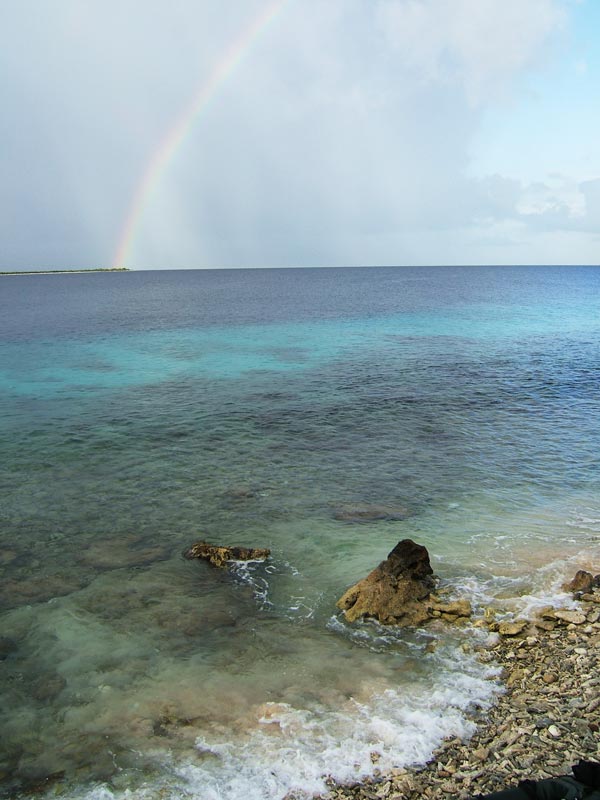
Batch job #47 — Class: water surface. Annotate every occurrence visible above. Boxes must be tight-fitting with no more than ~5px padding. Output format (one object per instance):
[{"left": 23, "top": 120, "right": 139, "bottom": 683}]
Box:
[{"left": 1, "top": 266, "right": 599, "bottom": 799}]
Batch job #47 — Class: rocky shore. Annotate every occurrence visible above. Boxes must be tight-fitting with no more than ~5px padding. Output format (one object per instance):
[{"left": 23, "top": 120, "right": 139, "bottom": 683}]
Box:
[{"left": 320, "top": 582, "right": 600, "bottom": 800}]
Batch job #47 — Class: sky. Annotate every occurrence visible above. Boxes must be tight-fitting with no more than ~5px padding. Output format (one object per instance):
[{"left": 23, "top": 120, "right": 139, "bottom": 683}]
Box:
[{"left": 0, "top": 0, "right": 599, "bottom": 270}]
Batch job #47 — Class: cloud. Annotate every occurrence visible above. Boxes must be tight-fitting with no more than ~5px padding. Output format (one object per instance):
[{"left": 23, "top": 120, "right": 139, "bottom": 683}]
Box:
[
  {"left": 375, "top": 0, "right": 566, "bottom": 105},
  {"left": 0, "top": 0, "right": 594, "bottom": 269}
]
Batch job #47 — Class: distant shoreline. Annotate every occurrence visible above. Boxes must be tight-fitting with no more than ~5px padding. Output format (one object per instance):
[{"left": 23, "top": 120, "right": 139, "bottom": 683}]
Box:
[{"left": 0, "top": 268, "right": 130, "bottom": 276}]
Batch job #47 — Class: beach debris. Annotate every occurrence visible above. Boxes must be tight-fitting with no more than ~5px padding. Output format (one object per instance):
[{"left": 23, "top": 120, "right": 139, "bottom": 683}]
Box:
[
  {"left": 336, "top": 539, "right": 471, "bottom": 626},
  {"left": 332, "top": 503, "right": 411, "bottom": 522},
  {"left": 184, "top": 540, "right": 271, "bottom": 568}
]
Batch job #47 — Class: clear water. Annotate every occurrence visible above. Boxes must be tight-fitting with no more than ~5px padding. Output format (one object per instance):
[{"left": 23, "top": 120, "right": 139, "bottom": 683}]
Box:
[{"left": 1, "top": 265, "right": 600, "bottom": 799}]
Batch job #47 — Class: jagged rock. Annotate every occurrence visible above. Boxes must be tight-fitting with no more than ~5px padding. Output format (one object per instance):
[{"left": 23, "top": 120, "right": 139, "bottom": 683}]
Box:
[
  {"left": 332, "top": 503, "right": 410, "bottom": 522},
  {"left": 565, "top": 570, "right": 595, "bottom": 595},
  {"left": 336, "top": 539, "right": 436, "bottom": 625},
  {"left": 184, "top": 540, "right": 271, "bottom": 568}
]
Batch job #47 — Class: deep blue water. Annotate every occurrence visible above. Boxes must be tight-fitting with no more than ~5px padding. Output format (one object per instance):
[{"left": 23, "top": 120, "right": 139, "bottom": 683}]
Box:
[{"left": 1, "top": 265, "right": 600, "bottom": 799}]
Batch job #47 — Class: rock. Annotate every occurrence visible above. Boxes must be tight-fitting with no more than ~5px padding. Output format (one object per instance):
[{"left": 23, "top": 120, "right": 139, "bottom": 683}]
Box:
[
  {"left": 554, "top": 609, "right": 586, "bottom": 625},
  {"left": 581, "top": 593, "right": 600, "bottom": 604},
  {"left": 336, "top": 539, "right": 436, "bottom": 625},
  {"left": 184, "top": 541, "right": 271, "bottom": 568},
  {"left": 565, "top": 570, "right": 595, "bottom": 595},
  {"left": 0, "top": 548, "right": 18, "bottom": 565},
  {"left": 223, "top": 485, "right": 257, "bottom": 500},
  {"left": 534, "top": 619, "right": 556, "bottom": 632},
  {"left": 429, "top": 598, "right": 472, "bottom": 619},
  {"left": 0, "top": 636, "right": 17, "bottom": 660},
  {"left": 542, "top": 672, "right": 558, "bottom": 684},
  {"left": 77, "top": 536, "right": 170, "bottom": 569},
  {"left": 0, "top": 572, "right": 88, "bottom": 609},
  {"left": 31, "top": 674, "right": 67, "bottom": 701},
  {"left": 498, "top": 620, "right": 528, "bottom": 637},
  {"left": 332, "top": 503, "right": 410, "bottom": 522}
]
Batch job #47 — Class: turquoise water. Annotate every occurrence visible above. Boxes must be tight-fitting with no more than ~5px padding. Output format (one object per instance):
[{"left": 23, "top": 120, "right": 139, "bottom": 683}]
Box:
[{"left": 1, "top": 266, "right": 600, "bottom": 799}]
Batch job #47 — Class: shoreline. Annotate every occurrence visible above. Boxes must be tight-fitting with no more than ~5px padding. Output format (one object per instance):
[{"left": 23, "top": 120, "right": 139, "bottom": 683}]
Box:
[
  {"left": 0, "top": 269, "right": 129, "bottom": 276},
  {"left": 321, "top": 589, "right": 600, "bottom": 800}
]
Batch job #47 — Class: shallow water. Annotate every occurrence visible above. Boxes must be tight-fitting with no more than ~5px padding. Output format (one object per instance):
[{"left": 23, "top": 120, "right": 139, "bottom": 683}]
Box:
[{"left": 1, "top": 266, "right": 600, "bottom": 798}]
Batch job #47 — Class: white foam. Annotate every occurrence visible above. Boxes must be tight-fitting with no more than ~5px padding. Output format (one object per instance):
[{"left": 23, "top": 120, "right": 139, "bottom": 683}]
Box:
[{"left": 61, "top": 641, "right": 499, "bottom": 800}]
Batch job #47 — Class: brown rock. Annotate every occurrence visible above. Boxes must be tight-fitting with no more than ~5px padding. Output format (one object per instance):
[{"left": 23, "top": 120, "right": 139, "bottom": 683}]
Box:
[
  {"left": 554, "top": 609, "right": 586, "bottom": 625},
  {"left": 429, "top": 599, "right": 472, "bottom": 619},
  {"left": 534, "top": 619, "right": 556, "bottom": 632},
  {"left": 336, "top": 539, "right": 436, "bottom": 625},
  {"left": 564, "top": 570, "right": 595, "bottom": 595},
  {"left": 542, "top": 672, "right": 558, "bottom": 684},
  {"left": 498, "top": 620, "right": 528, "bottom": 637},
  {"left": 581, "top": 593, "right": 600, "bottom": 604},
  {"left": 184, "top": 541, "right": 271, "bottom": 568}
]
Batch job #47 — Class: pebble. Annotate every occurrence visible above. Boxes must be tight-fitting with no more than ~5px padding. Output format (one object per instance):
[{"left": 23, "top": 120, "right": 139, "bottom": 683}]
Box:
[{"left": 319, "top": 584, "right": 600, "bottom": 800}]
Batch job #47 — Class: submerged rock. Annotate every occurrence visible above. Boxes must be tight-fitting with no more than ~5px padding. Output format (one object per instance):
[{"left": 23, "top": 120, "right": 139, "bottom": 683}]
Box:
[
  {"left": 0, "top": 636, "right": 17, "bottom": 660},
  {"left": 0, "top": 572, "right": 87, "bottom": 609},
  {"left": 333, "top": 503, "right": 410, "bottom": 522},
  {"left": 77, "top": 536, "right": 170, "bottom": 570},
  {"left": 31, "top": 674, "right": 67, "bottom": 702},
  {"left": 336, "top": 539, "right": 436, "bottom": 625},
  {"left": 184, "top": 540, "right": 271, "bottom": 568}
]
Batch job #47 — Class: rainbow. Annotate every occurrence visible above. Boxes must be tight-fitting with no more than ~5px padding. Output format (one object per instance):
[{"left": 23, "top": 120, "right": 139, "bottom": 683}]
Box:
[{"left": 112, "top": 0, "right": 289, "bottom": 269}]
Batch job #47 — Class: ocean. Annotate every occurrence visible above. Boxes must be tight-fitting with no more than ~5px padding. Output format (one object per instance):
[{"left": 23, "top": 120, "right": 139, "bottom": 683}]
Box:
[{"left": 1, "top": 265, "right": 599, "bottom": 799}]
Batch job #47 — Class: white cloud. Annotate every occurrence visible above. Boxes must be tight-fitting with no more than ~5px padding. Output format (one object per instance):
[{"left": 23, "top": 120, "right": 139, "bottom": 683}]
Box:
[
  {"left": 0, "top": 0, "right": 595, "bottom": 269},
  {"left": 375, "top": 0, "right": 566, "bottom": 105}
]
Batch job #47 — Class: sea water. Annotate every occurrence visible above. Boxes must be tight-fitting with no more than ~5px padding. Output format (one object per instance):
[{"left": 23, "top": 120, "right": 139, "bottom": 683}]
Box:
[{"left": 1, "top": 265, "right": 600, "bottom": 799}]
